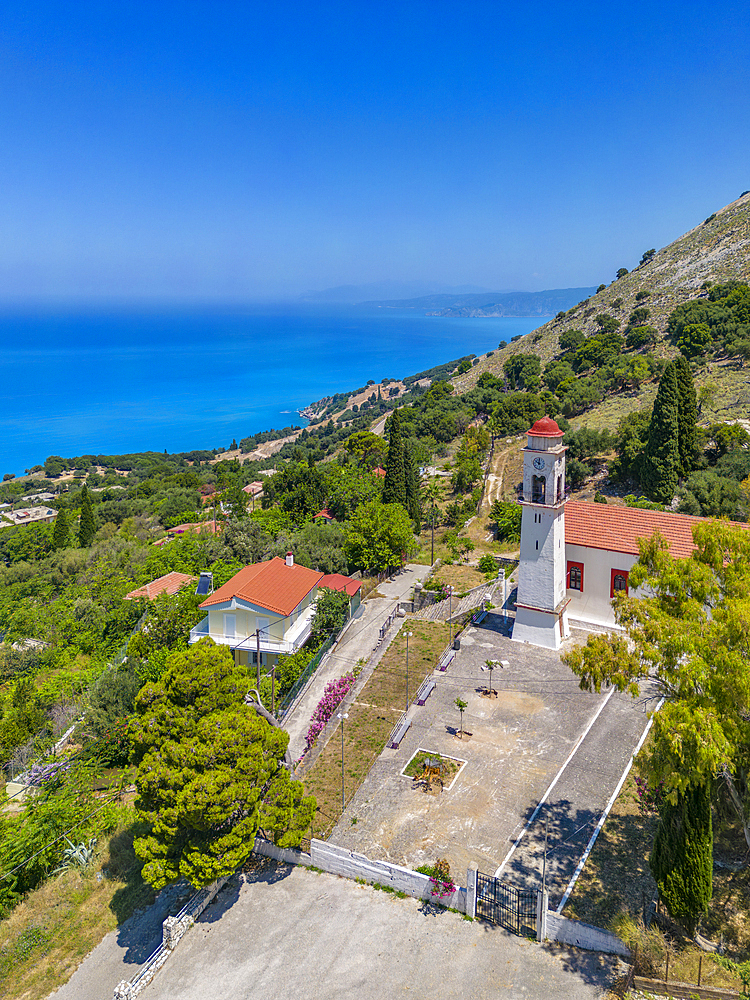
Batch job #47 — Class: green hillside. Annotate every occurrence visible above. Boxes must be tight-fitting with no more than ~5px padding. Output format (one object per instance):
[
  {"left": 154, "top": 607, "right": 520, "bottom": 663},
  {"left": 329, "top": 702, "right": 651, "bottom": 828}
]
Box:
[{"left": 452, "top": 191, "right": 750, "bottom": 428}]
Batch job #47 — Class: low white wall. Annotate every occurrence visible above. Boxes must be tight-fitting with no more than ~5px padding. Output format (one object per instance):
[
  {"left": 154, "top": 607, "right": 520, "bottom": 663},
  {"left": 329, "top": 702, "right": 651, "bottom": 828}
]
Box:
[
  {"left": 546, "top": 911, "right": 630, "bottom": 957},
  {"left": 253, "top": 837, "right": 311, "bottom": 867},
  {"left": 310, "top": 839, "right": 468, "bottom": 913}
]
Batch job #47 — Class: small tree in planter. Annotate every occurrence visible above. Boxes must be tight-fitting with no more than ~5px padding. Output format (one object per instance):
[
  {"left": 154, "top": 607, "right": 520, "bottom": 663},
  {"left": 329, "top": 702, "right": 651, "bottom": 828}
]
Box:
[
  {"left": 484, "top": 659, "right": 496, "bottom": 697},
  {"left": 455, "top": 697, "right": 467, "bottom": 739}
]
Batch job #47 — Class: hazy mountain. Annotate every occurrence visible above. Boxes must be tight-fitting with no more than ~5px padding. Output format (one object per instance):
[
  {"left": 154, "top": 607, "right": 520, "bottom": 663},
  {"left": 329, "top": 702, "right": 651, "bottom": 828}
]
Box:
[
  {"left": 367, "top": 287, "right": 599, "bottom": 316},
  {"left": 299, "top": 281, "right": 492, "bottom": 303}
]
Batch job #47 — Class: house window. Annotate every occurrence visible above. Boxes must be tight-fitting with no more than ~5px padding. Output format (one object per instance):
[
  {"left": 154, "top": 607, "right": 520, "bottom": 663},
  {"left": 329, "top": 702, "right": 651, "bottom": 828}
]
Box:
[
  {"left": 567, "top": 561, "right": 584, "bottom": 591},
  {"left": 610, "top": 569, "right": 629, "bottom": 597},
  {"left": 223, "top": 613, "right": 236, "bottom": 638}
]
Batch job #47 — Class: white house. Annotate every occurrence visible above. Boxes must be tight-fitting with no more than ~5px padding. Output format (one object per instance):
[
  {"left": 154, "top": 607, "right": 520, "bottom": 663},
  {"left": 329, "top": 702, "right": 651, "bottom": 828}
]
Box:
[
  {"left": 189, "top": 552, "right": 360, "bottom": 670},
  {"left": 512, "top": 416, "right": 725, "bottom": 648}
]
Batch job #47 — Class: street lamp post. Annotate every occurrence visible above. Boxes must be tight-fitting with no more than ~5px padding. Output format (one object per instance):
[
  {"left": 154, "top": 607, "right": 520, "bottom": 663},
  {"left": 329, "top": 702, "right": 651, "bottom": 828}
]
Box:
[
  {"left": 405, "top": 631, "right": 413, "bottom": 711},
  {"left": 337, "top": 711, "right": 349, "bottom": 813},
  {"left": 447, "top": 586, "right": 454, "bottom": 645}
]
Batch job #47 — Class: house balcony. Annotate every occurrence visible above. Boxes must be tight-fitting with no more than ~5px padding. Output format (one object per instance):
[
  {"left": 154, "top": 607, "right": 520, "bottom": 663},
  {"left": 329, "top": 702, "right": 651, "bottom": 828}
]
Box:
[{"left": 188, "top": 607, "right": 314, "bottom": 656}]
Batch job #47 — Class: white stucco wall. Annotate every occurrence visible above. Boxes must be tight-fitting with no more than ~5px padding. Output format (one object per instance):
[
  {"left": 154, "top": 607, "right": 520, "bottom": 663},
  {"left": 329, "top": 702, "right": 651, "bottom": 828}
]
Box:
[{"left": 564, "top": 544, "right": 639, "bottom": 628}]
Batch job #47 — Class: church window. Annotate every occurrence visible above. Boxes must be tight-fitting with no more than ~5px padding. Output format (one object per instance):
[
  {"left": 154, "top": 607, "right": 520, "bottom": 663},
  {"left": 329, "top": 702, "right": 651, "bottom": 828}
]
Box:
[
  {"left": 567, "top": 561, "right": 583, "bottom": 591},
  {"left": 535, "top": 540, "right": 538, "bottom": 550},
  {"left": 532, "top": 475, "right": 546, "bottom": 504},
  {"left": 556, "top": 476, "right": 563, "bottom": 502},
  {"left": 610, "top": 569, "right": 629, "bottom": 597}
]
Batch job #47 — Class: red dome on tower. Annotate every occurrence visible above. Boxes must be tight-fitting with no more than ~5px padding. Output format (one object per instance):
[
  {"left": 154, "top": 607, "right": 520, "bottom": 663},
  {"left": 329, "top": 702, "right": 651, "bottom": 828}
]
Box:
[{"left": 528, "top": 416, "right": 564, "bottom": 437}]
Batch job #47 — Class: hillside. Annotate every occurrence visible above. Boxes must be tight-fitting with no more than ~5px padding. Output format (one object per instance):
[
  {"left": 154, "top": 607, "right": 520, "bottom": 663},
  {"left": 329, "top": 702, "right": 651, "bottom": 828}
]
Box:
[{"left": 452, "top": 191, "right": 750, "bottom": 428}]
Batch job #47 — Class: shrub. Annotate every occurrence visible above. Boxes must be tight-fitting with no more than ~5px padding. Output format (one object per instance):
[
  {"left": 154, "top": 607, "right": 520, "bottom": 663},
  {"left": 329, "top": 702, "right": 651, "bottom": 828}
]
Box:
[
  {"left": 478, "top": 554, "right": 497, "bottom": 574},
  {"left": 636, "top": 290, "right": 651, "bottom": 300}
]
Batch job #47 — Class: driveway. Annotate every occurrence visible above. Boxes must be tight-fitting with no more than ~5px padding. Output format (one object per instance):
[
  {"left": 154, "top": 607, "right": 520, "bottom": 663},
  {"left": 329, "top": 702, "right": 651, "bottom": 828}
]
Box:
[
  {"left": 284, "top": 563, "right": 433, "bottom": 760},
  {"left": 143, "top": 863, "right": 617, "bottom": 1000}
]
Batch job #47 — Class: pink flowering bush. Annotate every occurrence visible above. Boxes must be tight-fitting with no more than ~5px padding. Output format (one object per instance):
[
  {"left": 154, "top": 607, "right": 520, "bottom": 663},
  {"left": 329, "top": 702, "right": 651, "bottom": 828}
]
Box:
[{"left": 303, "top": 672, "right": 356, "bottom": 754}]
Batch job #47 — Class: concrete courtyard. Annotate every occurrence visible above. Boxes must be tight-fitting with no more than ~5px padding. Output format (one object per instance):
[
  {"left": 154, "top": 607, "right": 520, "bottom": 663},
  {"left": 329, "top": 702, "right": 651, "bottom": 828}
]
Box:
[
  {"left": 142, "top": 862, "right": 618, "bottom": 1000},
  {"left": 329, "top": 612, "right": 652, "bottom": 906}
]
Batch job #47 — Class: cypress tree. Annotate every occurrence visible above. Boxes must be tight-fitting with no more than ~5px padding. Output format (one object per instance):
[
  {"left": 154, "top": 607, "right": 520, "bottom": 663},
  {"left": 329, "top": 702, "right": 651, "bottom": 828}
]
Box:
[
  {"left": 78, "top": 484, "right": 96, "bottom": 547},
  {"left": 674, "top": 355, "right": 698, "bottom": 477},
  {"left": 382, "top": 409, "right": 407, "bottom": 507},
  {"left": 403, "top": 442, "right": 421, "bottom": 529},
  {"left": 52, "top": 507, "right": 70, "bottom": 550},
  {"left": 650, "top": 783, "right": 713, "bottom": 936},
  {"left": 641, "top": 362, "right": 680, "bottom": 504}
]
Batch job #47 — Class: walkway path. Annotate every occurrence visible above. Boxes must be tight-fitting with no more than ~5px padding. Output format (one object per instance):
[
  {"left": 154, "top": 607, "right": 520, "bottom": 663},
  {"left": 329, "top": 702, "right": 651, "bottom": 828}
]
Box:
[
  {"left": 412, "top": 578, "right": 503, "bottom": 622},
  {"left": 283, "top": 563, "right": 433, "bottom": 761}
]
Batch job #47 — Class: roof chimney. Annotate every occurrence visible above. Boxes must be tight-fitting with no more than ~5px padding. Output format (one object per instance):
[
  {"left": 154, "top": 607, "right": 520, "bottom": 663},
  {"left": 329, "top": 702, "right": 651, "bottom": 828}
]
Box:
[{"left": 286, "top": 551, "right": 294, "bottom": 567}]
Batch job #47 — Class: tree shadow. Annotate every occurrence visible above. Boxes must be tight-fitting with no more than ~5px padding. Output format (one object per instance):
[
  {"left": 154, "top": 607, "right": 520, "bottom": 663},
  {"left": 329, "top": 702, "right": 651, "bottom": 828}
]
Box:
[{"left": 199, "top": 859, "right": 295, "bottom": 925}]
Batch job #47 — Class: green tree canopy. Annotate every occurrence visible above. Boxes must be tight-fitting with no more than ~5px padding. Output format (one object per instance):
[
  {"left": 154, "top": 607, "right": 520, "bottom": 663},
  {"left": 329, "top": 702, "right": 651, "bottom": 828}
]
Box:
[
  {"left": 344, "top": 500, "right": 416, "bottom": 573},
  {"left": 131, "top": 640, "right": 314, "bottom": 889},
  {"left": 78, "top": 485, "right": 96, "bottom": 547},
  {"left": 562, "top": 520, "right": 750, "bottom": 849},
  {"left": 382, "top": 409, "right": 406, "bottom": 507},
  {"left": 641, "top": 362, "right": 680, "bottom": 503}
]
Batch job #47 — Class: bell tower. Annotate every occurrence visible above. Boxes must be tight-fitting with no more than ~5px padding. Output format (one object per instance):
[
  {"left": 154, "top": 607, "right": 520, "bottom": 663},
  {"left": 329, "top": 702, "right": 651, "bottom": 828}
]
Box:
[{"left": 512, "top": 416, "right": 570, "bottom": 650}]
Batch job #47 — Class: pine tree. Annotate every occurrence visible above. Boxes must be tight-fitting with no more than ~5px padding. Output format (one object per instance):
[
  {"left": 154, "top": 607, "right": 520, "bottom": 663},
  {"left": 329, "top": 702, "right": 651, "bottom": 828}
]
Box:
[
  {"left": 404, "top": 442, "right": 421, "bottom": 529},
  {"left": 674, "top": 355, "right": 698, "bottom": 477},
  {"left": 641, "top": 362, "right": 680, "bottom": 504},
  {"left": 78, "top": 484, "right": 96, "bottom": 547},
  {"left": 382, "top": 409, "right": 407, "bottom": 507},
  {"left": 52, "top": 507, "right": 69, "bottom": 549},
  {"left": 650, "top": 783, "right": 713, "bottom": 936}
]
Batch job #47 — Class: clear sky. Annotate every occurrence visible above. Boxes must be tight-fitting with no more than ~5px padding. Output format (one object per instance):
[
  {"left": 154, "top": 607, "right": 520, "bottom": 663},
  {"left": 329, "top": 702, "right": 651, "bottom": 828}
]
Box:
[{"left": 0, "top": 0, "right": 748, "bottom": 302}]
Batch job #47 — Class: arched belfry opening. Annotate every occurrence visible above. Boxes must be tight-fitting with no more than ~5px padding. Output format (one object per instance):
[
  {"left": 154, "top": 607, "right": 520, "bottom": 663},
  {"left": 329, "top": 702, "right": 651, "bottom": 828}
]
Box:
[{"left": 532, "top": 475, "right": 546, "bottom": 504}]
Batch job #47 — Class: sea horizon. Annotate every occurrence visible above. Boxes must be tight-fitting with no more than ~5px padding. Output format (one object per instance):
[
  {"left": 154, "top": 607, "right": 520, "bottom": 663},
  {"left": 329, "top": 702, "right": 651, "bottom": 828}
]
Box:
[{"left": 0, "top": 303, "right": 547, "bottom": 476}]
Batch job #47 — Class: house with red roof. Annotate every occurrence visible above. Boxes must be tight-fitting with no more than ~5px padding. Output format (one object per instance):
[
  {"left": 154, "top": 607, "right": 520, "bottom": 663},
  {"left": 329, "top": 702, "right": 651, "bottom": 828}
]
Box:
[
  {"left": 189, "top": 552, "right": 359, "bottom": 670},
  {"left": 126, "top": 571, "right": 196, "bottom": 601}
]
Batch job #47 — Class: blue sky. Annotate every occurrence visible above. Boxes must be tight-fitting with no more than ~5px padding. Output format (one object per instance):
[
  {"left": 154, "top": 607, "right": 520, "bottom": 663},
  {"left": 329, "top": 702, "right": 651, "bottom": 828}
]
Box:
[{"left": 0, "top": 0, "right": 748, "bottom": 301}]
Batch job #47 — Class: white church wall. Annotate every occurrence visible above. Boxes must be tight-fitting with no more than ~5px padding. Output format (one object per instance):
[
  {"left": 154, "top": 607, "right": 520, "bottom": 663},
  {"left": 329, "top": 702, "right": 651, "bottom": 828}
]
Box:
[
  {"left": 565, "top": 544, "right": 639, "bottom": 627},
  {"left": 513, "top": 606, "right": 565, "bottom": 649}
]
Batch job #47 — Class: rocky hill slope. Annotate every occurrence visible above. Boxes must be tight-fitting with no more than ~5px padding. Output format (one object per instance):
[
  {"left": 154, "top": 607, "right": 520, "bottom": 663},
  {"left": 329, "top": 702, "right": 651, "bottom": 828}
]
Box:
[{"left": 452, "top": 191, "right": 750, "bottom": 428}]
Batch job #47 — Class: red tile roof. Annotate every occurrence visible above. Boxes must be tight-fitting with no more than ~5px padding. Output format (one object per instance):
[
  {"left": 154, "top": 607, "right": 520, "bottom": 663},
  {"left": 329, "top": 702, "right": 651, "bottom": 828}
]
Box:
[
  {"left": 528, "top": 416, "right": 563, "bottom": 437},
  {"left": 319, "top": 573, "right": 361, "bottom": 597},
  {"left": 168, "top": 521, "right": 219, "bottom": 536},
  {"left": 314, "top": 508, "right": 333, "bottom": 520},
  {"left": 565, "top": 501, "right": 715, "bottom": 559},
  {"left": 200, "top": 557, "right": 324, "bottom": 615},
  {"left": 126, "top": 571, "right": 196, "bottom": 601},
  {"left": 372, "top": 467, "right": 386, "bottom": 477}
]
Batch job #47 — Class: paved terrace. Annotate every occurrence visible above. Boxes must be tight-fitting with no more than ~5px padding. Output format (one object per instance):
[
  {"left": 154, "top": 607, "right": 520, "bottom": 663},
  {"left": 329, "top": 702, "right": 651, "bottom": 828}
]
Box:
[{"left": 330, "top": 613, "right": 653, "bottom": 908}]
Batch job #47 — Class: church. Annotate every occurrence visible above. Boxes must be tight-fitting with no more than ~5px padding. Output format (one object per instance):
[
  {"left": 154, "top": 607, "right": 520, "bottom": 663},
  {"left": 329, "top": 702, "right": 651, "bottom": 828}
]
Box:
[{"left": 512, "top": 416, "right": 710, "bottom": 650}]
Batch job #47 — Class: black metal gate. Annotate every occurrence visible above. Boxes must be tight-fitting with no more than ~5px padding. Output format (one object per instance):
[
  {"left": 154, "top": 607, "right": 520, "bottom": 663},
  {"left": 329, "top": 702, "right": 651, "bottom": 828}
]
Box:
[{"left": 476, "top": 872, "right": 538, "bottom": 937}]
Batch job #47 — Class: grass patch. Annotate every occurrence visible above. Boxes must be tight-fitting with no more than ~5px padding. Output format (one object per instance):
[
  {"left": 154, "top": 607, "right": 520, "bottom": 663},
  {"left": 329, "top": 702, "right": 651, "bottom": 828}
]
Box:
[
  {"left": 402, "top": 750, "right": 463, "bottom": 785},
  {"left": 427, "top": 565, "right": 485, "bottom": 593},
  {"left": 0, "top": 805, "right": 156, "bottom": 1000},
  {"left": 303, "top": 620, "right": 447, "bottom": 839}
]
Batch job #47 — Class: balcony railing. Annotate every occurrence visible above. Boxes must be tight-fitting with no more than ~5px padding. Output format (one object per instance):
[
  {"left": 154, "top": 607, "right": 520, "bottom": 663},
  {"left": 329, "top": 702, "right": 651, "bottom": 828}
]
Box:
[{"left": 188, "top": 615, "right": 312, "bottom": 656}]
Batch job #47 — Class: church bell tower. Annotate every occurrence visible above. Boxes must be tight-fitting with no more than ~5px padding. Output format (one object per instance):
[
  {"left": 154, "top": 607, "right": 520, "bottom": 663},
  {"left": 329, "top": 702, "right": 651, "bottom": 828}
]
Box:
[{"left": 512, "top": 416, "right": 570, "bottom": 650}]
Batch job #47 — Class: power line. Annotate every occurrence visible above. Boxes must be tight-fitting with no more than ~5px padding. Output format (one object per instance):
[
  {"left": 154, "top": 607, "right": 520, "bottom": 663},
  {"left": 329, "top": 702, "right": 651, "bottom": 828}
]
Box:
[{"left": 0, "top": 793, "right": 120, "bottom": 882}]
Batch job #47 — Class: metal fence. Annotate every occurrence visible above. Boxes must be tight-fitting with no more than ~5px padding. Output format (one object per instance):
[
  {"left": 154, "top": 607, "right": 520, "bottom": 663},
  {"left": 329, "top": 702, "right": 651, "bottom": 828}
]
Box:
[{"left": 276, "top": 631, "right": 337, "bottom": 721}]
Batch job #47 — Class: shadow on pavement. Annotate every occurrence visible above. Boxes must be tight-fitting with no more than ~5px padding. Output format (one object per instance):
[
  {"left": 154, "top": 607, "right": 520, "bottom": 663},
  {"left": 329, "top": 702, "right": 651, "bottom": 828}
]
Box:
[
  {"left": 544, "top": 942, "right": 618, "bottom": 992},
  {"left": 114, "top": 879, "right": 192, "bottom": 965},
  {"left": 201, "top": 860, "right": 295, "bottom": 924}
]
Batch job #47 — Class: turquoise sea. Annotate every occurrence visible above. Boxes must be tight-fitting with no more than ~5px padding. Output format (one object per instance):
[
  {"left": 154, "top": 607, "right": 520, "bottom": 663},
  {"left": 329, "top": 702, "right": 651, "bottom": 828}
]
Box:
[{"left": 0, "top": 304, "right": 547, "bottom": 475}]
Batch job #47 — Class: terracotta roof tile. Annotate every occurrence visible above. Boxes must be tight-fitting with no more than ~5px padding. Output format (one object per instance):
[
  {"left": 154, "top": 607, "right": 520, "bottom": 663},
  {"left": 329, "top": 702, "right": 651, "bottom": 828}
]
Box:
[
  {"left": 565, "top": 500, "right": 723, "bottom": 559},
  {"left": 319, "top": 573, "right": 361, "bottom": 597},
  {"left": 200, "top": 557, "right": 324, "bottom": 615},
  {"left": 126, "top": 571, "right": 196, "bottom": 601}
]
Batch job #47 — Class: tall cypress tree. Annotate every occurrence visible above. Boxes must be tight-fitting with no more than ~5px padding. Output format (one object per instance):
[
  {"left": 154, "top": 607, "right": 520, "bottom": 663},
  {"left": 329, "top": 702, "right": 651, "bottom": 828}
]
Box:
[
  {"left": 78, "top": 484, "right": 96, "bottom": 547},
  {"left": 52, "top": 507, "right": 70, "bottom": 550},
  {"left": 650, "top": 783, "right": 713, "bottom": 936},
  {"left": 382, "top": 409, "right": 407, "bottom": 507},
  {"left": 674, "top": 355, "right": 698, "bottom": 477},
  {"left": 641, "top": 362, "right": 680, "bottom": 504},
  {"left": 403, "top": 442, "right": 421, "bottom": 529}
]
